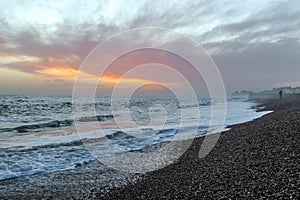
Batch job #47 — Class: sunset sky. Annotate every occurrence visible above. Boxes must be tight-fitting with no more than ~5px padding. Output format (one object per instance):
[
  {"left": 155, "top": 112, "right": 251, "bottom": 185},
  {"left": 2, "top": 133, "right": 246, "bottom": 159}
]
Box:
[{"left": 0, "top": 0, "right": 299, "bottom": 95}]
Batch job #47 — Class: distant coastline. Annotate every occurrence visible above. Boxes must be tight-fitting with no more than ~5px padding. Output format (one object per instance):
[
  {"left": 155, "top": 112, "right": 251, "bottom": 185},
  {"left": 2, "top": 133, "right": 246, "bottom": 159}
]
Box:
[{"left": 231, "top": 86, "right": 300, "bottom": 99}]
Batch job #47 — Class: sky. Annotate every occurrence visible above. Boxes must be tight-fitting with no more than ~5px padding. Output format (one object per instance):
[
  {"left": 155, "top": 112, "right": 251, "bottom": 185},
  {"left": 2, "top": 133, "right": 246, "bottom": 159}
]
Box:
[{"left": 0, "top": 0, "right": 299, "bottom": 95}]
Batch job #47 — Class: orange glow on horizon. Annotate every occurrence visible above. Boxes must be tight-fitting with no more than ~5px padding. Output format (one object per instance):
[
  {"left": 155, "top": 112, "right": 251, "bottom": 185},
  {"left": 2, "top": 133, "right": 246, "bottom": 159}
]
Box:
[
  {"left": 2, "top": 59, "right": 182, "bottom": 91},
  {"left": 98, "top": 74, "right": 162, "bottom": 89}
]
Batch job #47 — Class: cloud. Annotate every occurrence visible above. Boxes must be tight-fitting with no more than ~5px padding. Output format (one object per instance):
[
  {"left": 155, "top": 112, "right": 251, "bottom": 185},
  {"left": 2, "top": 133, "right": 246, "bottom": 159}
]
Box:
[
  {"left": 212, "top": 38, "right": 300, "bottom": 92},
  {"left": 0, "top": 0, "right": 299, "bottom": 94},
  {"left": 201, "top": 0, "right": 300, "bottom": 53}
]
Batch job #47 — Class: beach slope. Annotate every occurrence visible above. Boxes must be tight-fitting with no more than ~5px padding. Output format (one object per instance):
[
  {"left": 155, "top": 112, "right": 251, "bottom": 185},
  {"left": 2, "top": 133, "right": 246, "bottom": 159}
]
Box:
[{"left": 105, "top": 95, "right": 300, "bottom": 199}]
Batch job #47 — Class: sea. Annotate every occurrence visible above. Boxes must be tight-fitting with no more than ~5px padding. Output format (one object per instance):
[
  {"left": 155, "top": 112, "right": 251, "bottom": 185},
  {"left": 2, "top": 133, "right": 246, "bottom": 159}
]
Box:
[{"left": 0, "top": 95, "right": 272, "bottom": 180}]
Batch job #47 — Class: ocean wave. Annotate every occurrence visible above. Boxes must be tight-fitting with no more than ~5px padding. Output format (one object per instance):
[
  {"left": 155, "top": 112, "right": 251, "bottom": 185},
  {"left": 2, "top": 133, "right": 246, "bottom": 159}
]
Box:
[
  {"left": 106, "top": 131, "right": 135, "bottom": 140},
  {"left": 77, "top": 114, "right": 114, "bottom": 122},
  {"left": 0, "top": 114, "right": 115, "bottom": 133},
  {"left": 2, "top": 139, "right": 84, "bottom": 153},
  {"left": 0, "top": 119, "right": 74, "bottom": 133},
  {"left": 157, "top": 128, "right": 176, "bottom": 135},
  {"left": 0, "top": 140, "right": 94, "bottom": 181}
]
